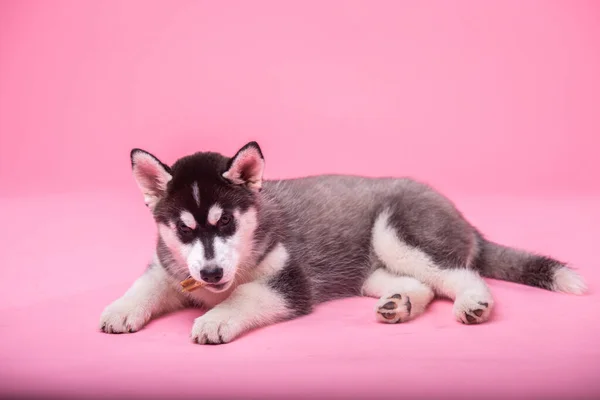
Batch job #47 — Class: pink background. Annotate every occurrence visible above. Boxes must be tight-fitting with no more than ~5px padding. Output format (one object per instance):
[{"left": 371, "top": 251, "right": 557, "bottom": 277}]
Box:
[{"left": 1, "top": 1, "right": 599, "bottom": 399}]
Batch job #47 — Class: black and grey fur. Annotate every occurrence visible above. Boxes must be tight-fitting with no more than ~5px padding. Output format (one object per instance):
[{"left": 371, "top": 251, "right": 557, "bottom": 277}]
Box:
[{"left": 99, "top": 141, "right": 587, "bottom": 344}]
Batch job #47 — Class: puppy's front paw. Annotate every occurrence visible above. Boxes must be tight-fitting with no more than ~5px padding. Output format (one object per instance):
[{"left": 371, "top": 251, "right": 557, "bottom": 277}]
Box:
[
  {"left": 99, "top": 298, "right": 150, "bottom": 334},
  {"left": 190, "top": 310, "right": 244, "bottom": 345}
]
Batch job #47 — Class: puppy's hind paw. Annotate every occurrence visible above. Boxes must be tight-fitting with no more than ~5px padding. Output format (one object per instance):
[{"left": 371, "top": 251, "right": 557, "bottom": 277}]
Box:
[
  {"left": 375, "top": 293, "right": 412, "bottom": 324},
  {"left": 453, "top": 293, "right": 493, "bottom": 325}
]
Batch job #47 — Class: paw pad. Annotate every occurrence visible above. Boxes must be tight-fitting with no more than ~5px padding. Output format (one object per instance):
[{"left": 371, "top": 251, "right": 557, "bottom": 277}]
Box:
[
  {"left": 459, "top": 302, "right": 490, "bottom": 325},
  {"left": 375, "top": 294, "right": 412, "bottom": 324}
]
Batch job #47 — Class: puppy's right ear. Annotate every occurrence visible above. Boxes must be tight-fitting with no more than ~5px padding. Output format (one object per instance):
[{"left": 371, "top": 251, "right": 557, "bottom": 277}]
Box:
[{"left": 130, "top": 149, "right": 172, "bottom": 210}]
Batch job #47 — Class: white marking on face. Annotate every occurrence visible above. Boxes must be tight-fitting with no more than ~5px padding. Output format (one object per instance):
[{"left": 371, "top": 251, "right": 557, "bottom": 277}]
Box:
[
  {"left": 192, "top": 182, "right": 200, "bottom": 206},
  {"left": 179, "top": 210, "right": 197, "bottom": 229},
  {"left": 159, "top": 208, "right": 258, "bottom": 287},
  {"left": 158, "top": 221, "right": 207, "bottom": 281},
  {"left": 157, "top": 222, "right": 189, "bottom": 274},
  {"left": 160, "top": 223, "right": 212, "bottom": 283},
  {"left": 158, "top": 224, "right": 206, "bottom": 282},
  {"left": 186, "top": 241, "right": 206, "bottom": 280},
  {"left": 212, "top": 207, "right": 258, "bottom": 283},
  {"left": 207, "top": 204, "right": 223, "bottom": 226}
]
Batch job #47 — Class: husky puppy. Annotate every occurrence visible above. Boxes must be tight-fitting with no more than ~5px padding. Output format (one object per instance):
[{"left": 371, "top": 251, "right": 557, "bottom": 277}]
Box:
[{"left": 99, "top": 141, "right": 586, "bottom": 344}]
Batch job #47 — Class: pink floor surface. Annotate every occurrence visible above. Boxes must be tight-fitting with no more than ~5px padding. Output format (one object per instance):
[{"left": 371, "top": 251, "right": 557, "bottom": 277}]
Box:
[
  {"left": 2, "top": 2, "right": 600, "bottom": 398},
  {"left": 1, "top": 192, "right": 598, "bottom": 399}
]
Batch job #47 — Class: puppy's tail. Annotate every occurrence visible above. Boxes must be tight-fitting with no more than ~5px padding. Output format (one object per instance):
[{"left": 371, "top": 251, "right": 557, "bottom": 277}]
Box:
[{"left": 474, "top": 234, "right": 587, "bottom": 295}]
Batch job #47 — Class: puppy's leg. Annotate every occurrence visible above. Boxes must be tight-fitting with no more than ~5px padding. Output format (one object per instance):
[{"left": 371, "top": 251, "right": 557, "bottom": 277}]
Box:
[
  {"left": 190, "top": 281, "right": 289, "bottom": 344},
  {"left": 438, "top": 268, "right": 494, "bottom": 324},
  {"left": 362, "top": 268, "right": 435, "bottom": 323},
  {"left": 99, "top": 262, "right": 187, "bottom": 333},
  {"left": 372, "top": 210, "right": 494, "bottom": 324},
  {"left": 191, "top": 261, "right": 312, "bottom": 345}
]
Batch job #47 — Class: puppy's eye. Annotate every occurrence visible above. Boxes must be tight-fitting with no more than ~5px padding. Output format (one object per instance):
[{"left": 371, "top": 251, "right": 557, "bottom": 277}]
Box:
[
  {"left": 218, "top": 214, "right": 232, "bottom": 227},
  {"left": 176, "top": 220, "right": 193, "bottom": 235}
]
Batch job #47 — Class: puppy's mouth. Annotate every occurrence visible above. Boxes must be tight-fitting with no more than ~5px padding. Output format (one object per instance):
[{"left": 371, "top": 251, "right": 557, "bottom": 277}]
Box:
[{"left": 203, "top": 281, "right": 232, "bottom": 293}]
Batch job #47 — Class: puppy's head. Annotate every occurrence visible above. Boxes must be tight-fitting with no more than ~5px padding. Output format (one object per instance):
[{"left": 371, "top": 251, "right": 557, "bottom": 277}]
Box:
[{"left": 130, "top": 142, "right": 265, "bottom": 292}]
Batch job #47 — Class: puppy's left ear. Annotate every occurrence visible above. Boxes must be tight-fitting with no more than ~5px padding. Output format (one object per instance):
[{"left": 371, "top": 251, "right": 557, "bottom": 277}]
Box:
[
  {"left": 222, "top": 141, "right": 265, "bottom": 192},
  {"left": 130, "top": 148, "right": 172, "bottom": 210}
]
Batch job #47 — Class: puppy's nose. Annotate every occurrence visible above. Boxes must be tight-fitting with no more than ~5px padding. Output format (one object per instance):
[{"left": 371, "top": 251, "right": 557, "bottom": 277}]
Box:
[{"left": 199, "top": 266, "right": 224, "bottom": 284}]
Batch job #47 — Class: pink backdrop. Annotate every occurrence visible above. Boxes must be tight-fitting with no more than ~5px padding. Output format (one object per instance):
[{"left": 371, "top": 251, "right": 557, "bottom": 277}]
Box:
[
  {"left": 1, "top": 0, "right": 599, "bottom": 197},
  {"left": 1, "top": 1, "right": 599, "bottom": 399}
]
